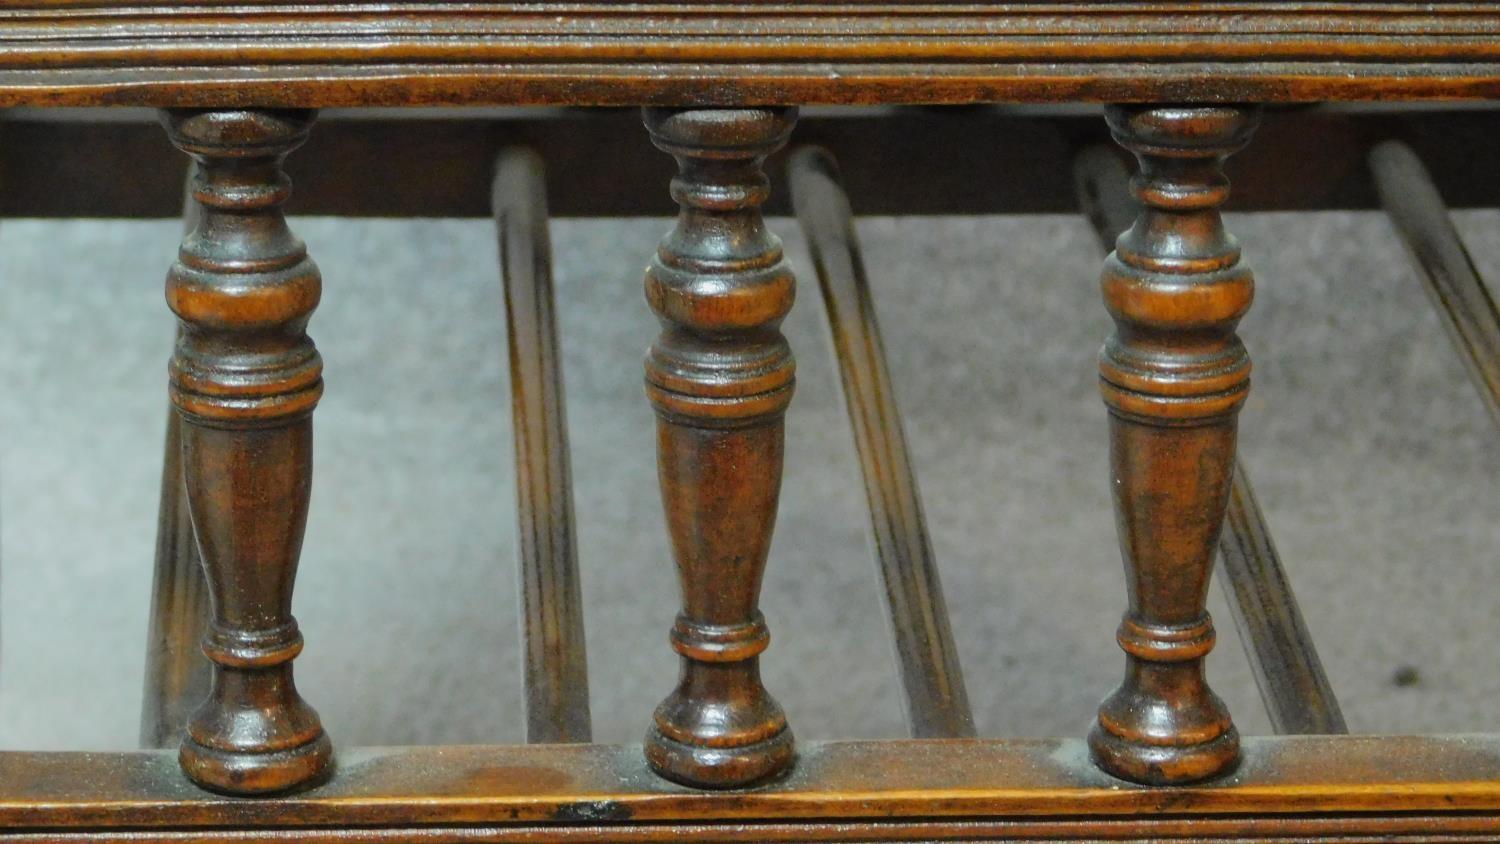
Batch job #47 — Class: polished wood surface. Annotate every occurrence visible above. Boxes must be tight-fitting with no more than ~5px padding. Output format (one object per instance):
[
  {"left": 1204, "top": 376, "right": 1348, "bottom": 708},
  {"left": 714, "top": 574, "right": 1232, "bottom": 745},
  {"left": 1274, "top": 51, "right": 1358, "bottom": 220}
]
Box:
[
  {"left": 1, "top": 737, "right": 1499, "bottom": 841},
  {"left": 494, "top": 147, "right": 592, "bottom": 744},
  {"left": 788, "top": 145, "right": 975, "bottom": 740},
  {"left": 5, "top": 0, "right": 1500, "bottom": 837},
  {"left": 0, "top": 4, "right": 1497, "bottom": 106},
  {"left": 1090, "top": 105, "right": 1259, "bottom": 784},
  {"left": 641, "top": 107, "right": 798, "bottom": 789},
  {"left": 1073, "top": 142, "right": 1347, "bottom": 738},
  {"left": 163, "top": 108, "right": 333, "bottom": 795}
]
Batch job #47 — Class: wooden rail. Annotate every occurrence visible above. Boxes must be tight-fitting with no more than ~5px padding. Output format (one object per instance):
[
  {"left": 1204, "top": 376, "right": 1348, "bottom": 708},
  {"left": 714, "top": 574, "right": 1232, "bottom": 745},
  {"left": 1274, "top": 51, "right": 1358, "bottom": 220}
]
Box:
[
  {"left": 0, "top": 3, "right": 1497, "bottom": 105},
  {"left": 1, "top": 737, "right": 1498, "bottom": 841}
]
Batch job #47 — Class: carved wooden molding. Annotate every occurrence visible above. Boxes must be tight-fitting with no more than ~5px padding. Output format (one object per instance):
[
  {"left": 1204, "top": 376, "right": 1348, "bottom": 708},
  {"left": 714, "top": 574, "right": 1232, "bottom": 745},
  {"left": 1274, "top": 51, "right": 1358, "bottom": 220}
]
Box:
[{"left": 0, "top": 3, "right": 1496, "bottom": 105}]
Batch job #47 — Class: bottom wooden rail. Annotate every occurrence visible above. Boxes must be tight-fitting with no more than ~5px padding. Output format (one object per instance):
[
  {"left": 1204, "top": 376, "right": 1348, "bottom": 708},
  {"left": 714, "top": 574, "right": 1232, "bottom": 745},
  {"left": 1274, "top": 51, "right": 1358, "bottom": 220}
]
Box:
[{"left": 1, "top": 737, "right": 1498, "bottom": 841}]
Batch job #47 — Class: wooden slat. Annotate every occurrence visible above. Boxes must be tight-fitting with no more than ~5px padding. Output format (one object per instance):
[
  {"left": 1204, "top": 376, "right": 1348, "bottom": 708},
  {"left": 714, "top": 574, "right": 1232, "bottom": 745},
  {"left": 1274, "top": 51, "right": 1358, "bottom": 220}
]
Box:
[
  {"left": 1217, "top": 470, "right": 1348, "bottom": 735},
  {"left": 1372, "top": 139, "right": 1500, "bottom": 425},
  {"left": 493, "top": 147, "right": 591, "bottom": 744},
  {"left": 1073, "top": 143, "right": 1347, "bottom": 737},
  {"left": 5, "top": 108, "right": 1500, "bottom": 219},
  {"left": 787, "top": 145, "right": 975, "bottom": 740},
  {"left": 0, "top": 4, "right": 1497, "bottom": 105},
  {"left": 137, "top": 164, "right": 211, "bottom": 749},
  {"left": 0, "top": 737, "right": 1498, "bottom": 842},
  {"left": 137, "top": 407, "right": 211, "bottom": 749}
]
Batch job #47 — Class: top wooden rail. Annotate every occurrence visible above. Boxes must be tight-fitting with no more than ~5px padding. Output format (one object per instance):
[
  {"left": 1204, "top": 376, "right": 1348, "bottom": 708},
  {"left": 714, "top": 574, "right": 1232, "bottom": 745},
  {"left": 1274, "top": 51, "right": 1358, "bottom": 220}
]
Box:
[{"left": 0, "top": 2, "right": 1497, "bottom": 106}]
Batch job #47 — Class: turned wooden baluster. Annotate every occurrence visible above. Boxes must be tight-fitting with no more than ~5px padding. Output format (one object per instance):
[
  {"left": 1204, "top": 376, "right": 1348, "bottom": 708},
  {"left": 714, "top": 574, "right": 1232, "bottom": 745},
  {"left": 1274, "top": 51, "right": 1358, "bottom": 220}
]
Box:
[
  {"left": 1074, "top": 143, "right": 1346, "bottom": 737},
  {"left": 1090, "top": 105, "right": 1260, "bottom": 785},
  {"left": 162, "top": 108, "right": 332, "bottom": 795},
  {"left": 641, "top": 107, "right": 797, "bottom": 789}
]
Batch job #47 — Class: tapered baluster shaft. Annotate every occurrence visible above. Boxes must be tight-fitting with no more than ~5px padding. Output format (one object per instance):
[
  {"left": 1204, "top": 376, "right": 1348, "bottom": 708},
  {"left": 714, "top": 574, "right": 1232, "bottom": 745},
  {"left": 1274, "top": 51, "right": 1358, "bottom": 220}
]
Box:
[
  {"left": 1373, "top": 140, "right": 1500, "bottom": 425},
  {"left": 493, "top": 148, "right": 592, "bottom": 744},
  {"left": 162, "top": 108, "right": 332, "bottom": 795},
  {"left": 1074, "top": 143, "right": 1346, "bottom": 737},
  {"left": 788, "top": 146, "right": 975, "bottom": 739},
  {"left": 641, "top": 107, "right": 798, "bottom": 789},
  {"left": 141, "top": 165, "right": 213, "bottom": 749},
  {"left": 1090, "top": 105, "right": 1260, "bottom": 785}
]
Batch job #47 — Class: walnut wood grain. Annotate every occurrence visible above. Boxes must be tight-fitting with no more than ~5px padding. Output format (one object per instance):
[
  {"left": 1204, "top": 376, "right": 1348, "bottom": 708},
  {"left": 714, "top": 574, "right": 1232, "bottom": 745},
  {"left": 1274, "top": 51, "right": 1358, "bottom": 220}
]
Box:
[
  {"left": 787, "top": 145, "right": 975, "bottom": 740},
  {"left": 1090, "top": 105, "right": 1260, "bottom": 784},
  {"left": 1373, "top": 139, "right": 1500, "bottom": 426},
  {"left": 493, "top": 147, "right": 592, "bottom": 744},
  {"left": 163, "top": 108, "right": 332, "bottom": 795},
  {"left": 1, "top": 738, "right": 1499, "bottom": 842},
  {"left": 0, "top": 4, "right": 1497, "bottom": 106},
  {"left": 642, "top": 107, "right": 798, "bottom": 789},
  {"left": 1074, "top": 142, "right": 1347, "bottom": 737}
]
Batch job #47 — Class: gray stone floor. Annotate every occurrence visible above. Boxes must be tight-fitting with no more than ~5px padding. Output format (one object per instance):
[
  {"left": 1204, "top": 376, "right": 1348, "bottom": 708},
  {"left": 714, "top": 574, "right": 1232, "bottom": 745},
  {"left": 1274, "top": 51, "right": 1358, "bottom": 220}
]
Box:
[{"left": 1, "top": 212, "right": 1496, "bottom": 750}]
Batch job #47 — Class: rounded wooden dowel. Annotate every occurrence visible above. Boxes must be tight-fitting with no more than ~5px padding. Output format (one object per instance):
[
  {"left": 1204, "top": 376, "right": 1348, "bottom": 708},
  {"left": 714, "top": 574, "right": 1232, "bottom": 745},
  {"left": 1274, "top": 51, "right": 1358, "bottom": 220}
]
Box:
[
  {"left": 493, "top": 147, "right": 593, "bottom": 744},
  {"left": 162, "top": 108, "right": 333, "bottom": 796},
  {"left": 641, "top": 107, "right": 798, "bottom": 789},
  {"left": 140, "top": 165, "right": 213, "bottom": 751},
  {"left": 1089, "top": 104, "right": 1260, "bottom": 786},
  {"left": 787, "top": 146, "right": 975, "bottom": 740}
]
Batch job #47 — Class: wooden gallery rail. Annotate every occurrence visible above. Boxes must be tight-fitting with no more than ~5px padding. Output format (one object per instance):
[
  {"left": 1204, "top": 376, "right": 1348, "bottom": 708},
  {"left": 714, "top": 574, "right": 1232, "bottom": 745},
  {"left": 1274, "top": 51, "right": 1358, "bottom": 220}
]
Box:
[{"left": 4, "top": 3, "right": 1500, "bottom": 842}]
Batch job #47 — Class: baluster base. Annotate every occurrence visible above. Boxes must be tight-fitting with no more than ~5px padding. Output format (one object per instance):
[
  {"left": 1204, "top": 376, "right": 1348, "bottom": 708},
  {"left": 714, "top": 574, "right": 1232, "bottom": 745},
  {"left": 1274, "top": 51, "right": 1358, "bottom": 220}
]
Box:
[
  {"left": 645, "top": 726, "right": 795, "bottom": 790},
  {"left": 180, "top": 734, "right": 333, "bottom": 796},
  {"left": 1088, "top": 721, "right": 1240, "bottom": 786}
]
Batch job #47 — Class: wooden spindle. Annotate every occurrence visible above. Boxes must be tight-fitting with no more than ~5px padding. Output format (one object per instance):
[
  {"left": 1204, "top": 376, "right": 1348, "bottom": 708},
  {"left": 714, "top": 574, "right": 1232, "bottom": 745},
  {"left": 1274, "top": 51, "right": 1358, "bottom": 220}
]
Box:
[
  {"left": 139, "top": 407, "right": 213, "bottom": 748},
  {"left": 1089, "top": 105, "right": 1260, "bottom": 785},
  {"left": 162, "top": 108, "right": 332, "bottom": 795},
  {"left": 493, "top": 147, "right": 593, "bottom": 744},
  {"left": 1218, "top": 469, "right": 1346, "bottom": 734},
  {"left": 1373, "top": 140, "right": 1500, "bottom": 424},
  {"left": 787, "top": 145, "right": 975, "bottom": 739},
  {"left": 641, "top": 107, "right": 797, "bottom": 789},
  {"left": 140, "top": 164, "right": 213, "bottom": 749},
  {"left": 1074, "top": 142, "right": 1346, "bottom": 737}
]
